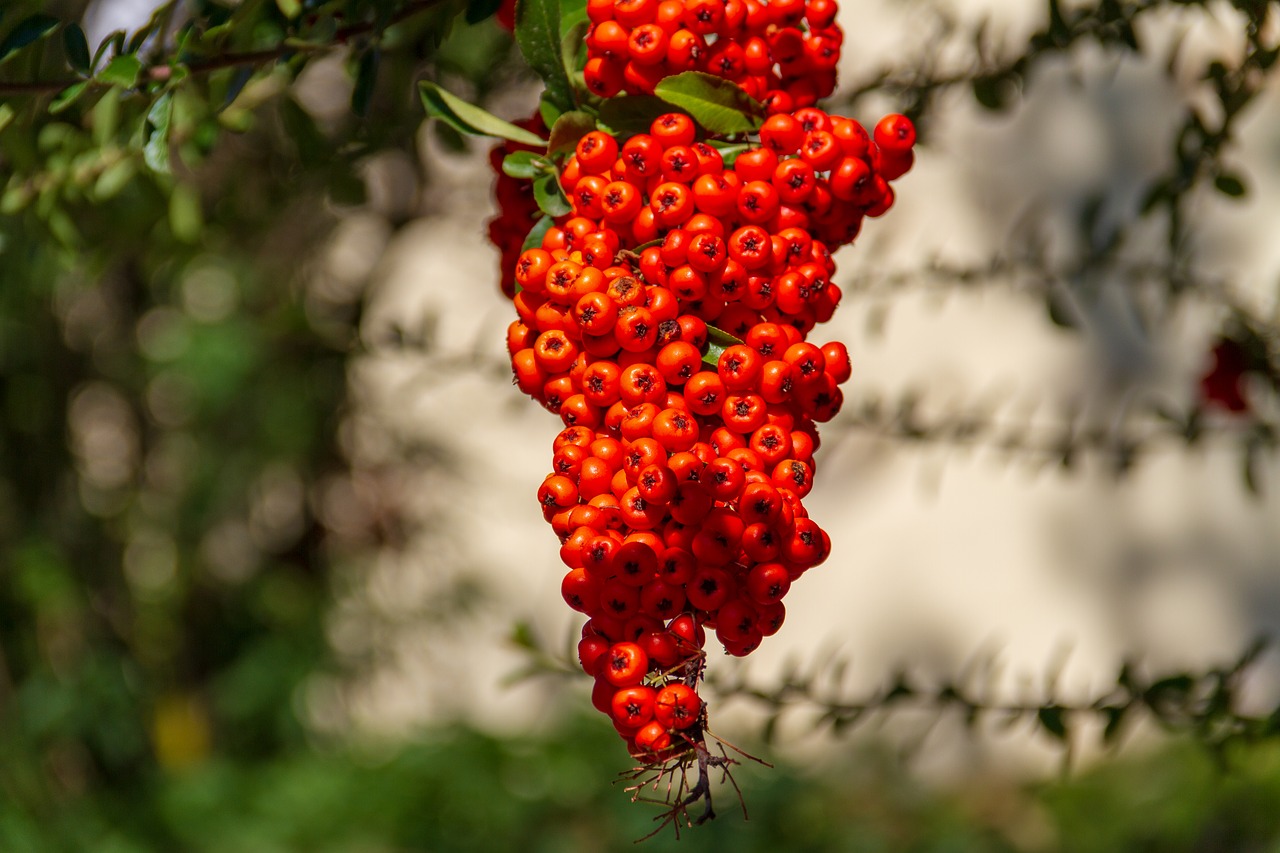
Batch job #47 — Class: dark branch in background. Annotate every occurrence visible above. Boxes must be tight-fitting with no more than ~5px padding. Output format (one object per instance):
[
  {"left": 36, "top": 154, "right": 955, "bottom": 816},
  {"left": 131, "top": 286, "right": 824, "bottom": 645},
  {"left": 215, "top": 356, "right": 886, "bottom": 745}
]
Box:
[
  {"left": 508, "top": 621, "right": 1280, "bottom": 765},
  {"left": 0, "top": 0, "right": 448, "bottom": 96},
  {"left": 706, "top": 637, "right": 1277, "bottom": 764}
]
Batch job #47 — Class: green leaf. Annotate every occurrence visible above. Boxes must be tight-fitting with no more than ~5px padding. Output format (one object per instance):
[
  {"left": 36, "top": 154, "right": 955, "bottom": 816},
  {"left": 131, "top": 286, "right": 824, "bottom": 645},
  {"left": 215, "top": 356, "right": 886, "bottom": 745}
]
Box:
[
  {"left": 532, "top": 171, "right": 571, "bottom": 217},
  {"left": 97, "top": 53, "right": 143, "bottom": 88},
  {"left": 521, "top": 215, "right": 554, "bottom": 252},
  {"left": 701, "top": 325, "right": 744, "bottom": 369},
  {"left": 546, "top": 110, "right": 595, "bottom": 157},
  {"left": 144, "top": 92, "right": 173, "bottom": 174},
  {"left": 418, "top": 81, "right": 547, "bottom": 146},
  {"left": 538, "top": 94, "right": 563, "bottom": 129},
  {"left": 275, "top": 0, "right": 303, "bottom": 18},
  {"left": 709, "top": 141, "right": 750, "bottom": 167},
  {"left": 1214, "top": 174, "right": 1247, "bottom": 198},
  {"left": 515, "top": 0, "right": 575, "bottom": 113},
  {"left": 465, "top": 0, "right": 503, "bottom": 24},
  {"left": 596, "top": 95, "right": 670, "bottom": 137},
  {"left": 653, "top": 72, "right": 764, "bottom": 134},
  {"left": 92, "top": 30, "right": 126, "bottom": 73},
  {"left": 169, "top": 182, "right": 203, "bottom": 242},
  {"left": 94, "top": 158, "right": 135, "bottom": 201},
  {"left": 559, "top": 0, "right": 588, "bottom": 38},
  {"left": 0, "top": 103, "right": 15, "bottom": 137},
  {"left": 502, "top": 150, "right": 551, "bottom": 179},
  {"left": 352, "top": 48, "right": 379, "bottom": 118},
  {"left": 0, "top": 14, "right": 61, "bottom": 64},
  {"left": 49, "top": 81, "right": 89, "bottom": 114},
  {"left": 63, "top": 23, "right": 91, "bottom": 75}
]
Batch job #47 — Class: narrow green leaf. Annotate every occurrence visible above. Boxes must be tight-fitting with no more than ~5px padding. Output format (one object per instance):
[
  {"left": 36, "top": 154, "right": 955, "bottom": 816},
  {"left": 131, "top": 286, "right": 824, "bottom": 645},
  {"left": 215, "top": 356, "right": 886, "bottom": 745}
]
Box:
[
  {"left": 502, "top": 150, "right": 549, "bottom": 179},
  {"left": 222, "top": 66, "right": 254, "bottom": 110},
  {"left": 546, "top": 110, "right": 595, "bottom": 157},
  {"left": 0, "top": 103, "right": 15, "bottom": 137},
  {"left": 701, "top": 325, "right": 744, "bottom": 369},
  {"left": 63, "top": 23, "right": 91, "bottom": 75},
  {"left": 419, "top": 81, "right": 547, "bottom": 146},
  {"left": 144, "top": 92, "right": 173, "bottom": 174},
  {"left": 0, "top": 14, "right": 61, "bottom": 64},
  {"left": 97, "top": 53, "right": 143, "bottom": 88},
  {"left": 352, "top": 48, "right": 379, "bottom": 117},
  {"left": 532, "top": 172, "right": 571, "bottom": 217},
  {"left": 92, "top": 30, "right": 126, "bottom": 72},
  {"left": 522, "top": 215, "right": 554, "bottom": 252},
  {"left": 49, "top": 81, "right": 89, "bottom": 114},
  {"left": 653, "top": 72, "right": 764, "bottom": 134},
  {"left": 1214, "top": 174, "right": 1247, "bottom": 198},
  {"left": 275, "top": 0, "right": 302, "bottom": 18},
  {"left": 515, "top": 0, "right": 575, "bottom": 112}
]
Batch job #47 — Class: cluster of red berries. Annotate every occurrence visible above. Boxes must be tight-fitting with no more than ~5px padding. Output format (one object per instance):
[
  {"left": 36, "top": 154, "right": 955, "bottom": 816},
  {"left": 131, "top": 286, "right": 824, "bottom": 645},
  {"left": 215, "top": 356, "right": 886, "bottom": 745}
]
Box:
[
  {"left": 497, "top": 107, "right": 914, "bottom": 762},
  {"left": 584, "top": 0, "right": 841, "bottom": 112}
]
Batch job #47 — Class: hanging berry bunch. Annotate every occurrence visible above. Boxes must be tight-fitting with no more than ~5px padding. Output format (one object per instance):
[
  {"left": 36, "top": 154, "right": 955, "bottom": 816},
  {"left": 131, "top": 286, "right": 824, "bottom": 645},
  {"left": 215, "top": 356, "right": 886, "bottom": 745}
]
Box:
[{"left": 423, "top": 0, "right": 915, "bottom": 830}]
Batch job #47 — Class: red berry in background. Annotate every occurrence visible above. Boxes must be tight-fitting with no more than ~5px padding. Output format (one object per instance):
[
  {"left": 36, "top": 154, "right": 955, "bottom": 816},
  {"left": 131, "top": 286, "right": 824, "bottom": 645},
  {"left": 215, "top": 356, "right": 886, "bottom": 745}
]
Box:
[{"left": 1199, "top": 337, "right": 1251, "bottom": 413}]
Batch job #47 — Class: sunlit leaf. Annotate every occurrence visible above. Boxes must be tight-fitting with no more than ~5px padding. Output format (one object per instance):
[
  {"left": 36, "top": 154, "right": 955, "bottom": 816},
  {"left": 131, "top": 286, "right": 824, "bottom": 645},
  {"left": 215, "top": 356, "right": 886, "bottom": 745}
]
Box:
[
  {"left": 653, "top": 72, "right": 764, "bottom": 134},
  {"left": 419, "top": 81, "right": 547, "bottom": 146}
]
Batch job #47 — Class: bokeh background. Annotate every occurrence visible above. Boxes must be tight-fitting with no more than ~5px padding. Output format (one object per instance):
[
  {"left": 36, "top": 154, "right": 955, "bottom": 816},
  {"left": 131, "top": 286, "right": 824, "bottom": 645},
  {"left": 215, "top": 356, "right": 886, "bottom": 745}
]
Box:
[{"left": 3, "top": 0, "right": 1280, "bottom": 849}]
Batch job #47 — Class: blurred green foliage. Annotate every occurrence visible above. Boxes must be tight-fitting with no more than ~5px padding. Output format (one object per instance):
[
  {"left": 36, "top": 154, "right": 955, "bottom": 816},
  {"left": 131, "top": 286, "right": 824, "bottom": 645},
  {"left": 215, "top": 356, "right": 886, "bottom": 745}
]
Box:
[{"left": 5, "top": 708, "right": 1280, "bottom": 851}]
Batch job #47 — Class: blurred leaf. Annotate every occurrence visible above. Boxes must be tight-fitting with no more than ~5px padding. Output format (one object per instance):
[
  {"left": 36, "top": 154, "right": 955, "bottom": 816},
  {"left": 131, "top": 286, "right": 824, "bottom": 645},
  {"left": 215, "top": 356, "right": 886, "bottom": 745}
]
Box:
[
  {"left": 352, "top": 48, "right": 379, "bottom": 117},
  {"left": 419, "top": 81, "right": 548, "bottom": 146},
  {"left": 1038, "top": 706, "right": 1069, "bottom": 741},
  {"left": 515, "top": 0, "right": 575, "bottom": 112},
  {"left": 93, "top": 158, "right": 135, "bottom": 200},
  {"left": 98, "top": 53, "right": 143, "bottom": 88},
  {"left": 169, "top": 182, "right": 203, "bottom": 242},
  {"left": 465, "top": 0, "right": 503, "bottom": 24},
  {"left": 532, "top": 171, "right": 570, "bottom": 216},
  {"left": 63, "top": 23, "right": 91, "bottom": 75},
  {"left": 49, "top": 81, "right": 89, "bottom": 115},
  {"left": 546, "top": 110, "right": 595, "bottom": 157},
  {"left": 653, "top": 72, "right": 764, "bottom": 134},
  {"left": 501, "top": 150, "right": 549, "bottom": 179},
  {"left": 92, "top": 29, "right": 126, "bottom": 71},
  {"left": 1102, "top": 705, "right": 1127, "bottom": 745},
  {"left": 0, "top": 14, "right": 60, "bottom": 64},
  {"left": 1214, "top": 174, "right": 1247, "bottom": 198},
  {"left": 972, "top": 75, "right": 1012, "bottom": 111},
  {"left": 222, "top": 67, "right": 254, "bottom": 111},
  {"left": 145, "top": 92, "right": 174, "bottom": 173},
  {"left": 275, "top": 0, "right": 302, "bottom": 18}
]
